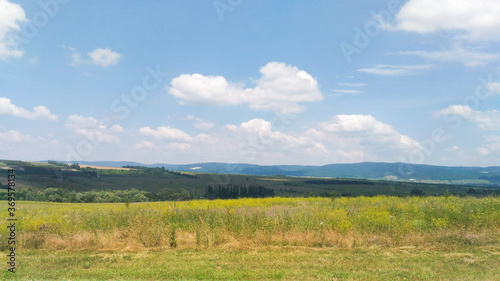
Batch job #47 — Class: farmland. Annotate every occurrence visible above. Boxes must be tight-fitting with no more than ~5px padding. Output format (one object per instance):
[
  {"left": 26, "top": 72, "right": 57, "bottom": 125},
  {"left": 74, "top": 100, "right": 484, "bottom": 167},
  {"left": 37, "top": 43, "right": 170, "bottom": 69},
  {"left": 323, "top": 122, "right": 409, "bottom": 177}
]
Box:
[
  {"left": 1, "top": 196, "right": 499, "bottom": 280},
  {"left": 1, "top": 160, "right": 499, "bottom": 279},
  {"left": 1, "top": 160, "right": 499, "bottom": 202}
]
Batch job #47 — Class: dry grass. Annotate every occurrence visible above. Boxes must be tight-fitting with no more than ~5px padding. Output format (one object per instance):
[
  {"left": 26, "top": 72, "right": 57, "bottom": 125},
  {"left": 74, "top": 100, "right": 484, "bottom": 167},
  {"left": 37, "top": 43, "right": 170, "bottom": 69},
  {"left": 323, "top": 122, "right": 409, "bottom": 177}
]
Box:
[
  {"left": 3, "top": 196, "right": 498, "bottom": 252},
  {"left": 16, "top": 227, "right": 498, "bottom": 252}
]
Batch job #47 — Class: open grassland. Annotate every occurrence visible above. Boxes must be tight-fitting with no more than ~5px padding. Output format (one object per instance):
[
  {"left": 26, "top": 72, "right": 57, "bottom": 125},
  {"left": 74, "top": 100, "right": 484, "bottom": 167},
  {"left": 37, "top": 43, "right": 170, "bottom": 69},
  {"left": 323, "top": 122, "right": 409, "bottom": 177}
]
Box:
[{"left": 1, "top": 196, "right": 499, "bottom": 280}]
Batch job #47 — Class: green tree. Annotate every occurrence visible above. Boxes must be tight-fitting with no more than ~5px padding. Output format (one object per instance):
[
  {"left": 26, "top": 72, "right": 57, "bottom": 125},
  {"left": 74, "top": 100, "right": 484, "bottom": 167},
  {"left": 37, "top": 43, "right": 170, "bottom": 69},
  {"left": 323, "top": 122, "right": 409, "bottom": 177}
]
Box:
[
  {"left": 132, "top": 193, "right": 148, "bottom": 202},
  {"left": 443, "top": 189, "right": 452, "bottom": 198},
  {"left": 410, "top": 189, "right": 424, "bottom": 196}
]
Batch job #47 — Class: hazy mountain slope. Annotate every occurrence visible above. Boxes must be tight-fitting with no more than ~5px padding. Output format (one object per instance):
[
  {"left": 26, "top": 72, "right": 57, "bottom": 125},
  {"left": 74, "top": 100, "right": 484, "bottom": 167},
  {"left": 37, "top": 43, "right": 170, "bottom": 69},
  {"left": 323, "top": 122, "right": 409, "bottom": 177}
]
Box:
[{"left": 47, "top": 161, "right": 500, "bottom": 185}]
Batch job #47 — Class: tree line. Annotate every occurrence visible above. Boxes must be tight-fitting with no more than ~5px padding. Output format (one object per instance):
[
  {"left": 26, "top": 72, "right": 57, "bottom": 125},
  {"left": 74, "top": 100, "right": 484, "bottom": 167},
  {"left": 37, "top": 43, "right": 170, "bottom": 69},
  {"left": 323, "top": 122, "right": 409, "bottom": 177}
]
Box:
[
  {"left": 0, "top": 184, "right": 277, "bottom": 203},
  {"left": 123, "top": 166, "right": 197, "bottom": 178},
  {"left": 0, "top": 186, "right": 196, "bottom": 203},
  {"left": 204, "top": 184, "right": 275, "bottom": 199}
]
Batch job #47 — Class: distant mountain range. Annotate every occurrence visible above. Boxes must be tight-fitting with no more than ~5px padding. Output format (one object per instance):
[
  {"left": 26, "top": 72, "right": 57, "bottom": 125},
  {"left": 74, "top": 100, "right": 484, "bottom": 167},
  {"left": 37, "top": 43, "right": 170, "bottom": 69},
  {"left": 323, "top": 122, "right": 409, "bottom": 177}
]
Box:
[{"left": 52, "top": 161, "right": 500, "bottom": 186}]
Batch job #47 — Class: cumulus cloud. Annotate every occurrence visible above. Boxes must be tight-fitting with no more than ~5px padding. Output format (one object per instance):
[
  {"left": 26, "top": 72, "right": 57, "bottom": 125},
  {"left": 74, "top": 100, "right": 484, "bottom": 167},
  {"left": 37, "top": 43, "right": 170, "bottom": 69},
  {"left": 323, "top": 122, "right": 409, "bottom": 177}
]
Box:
[
  {"left": 168, "top": 142, "right": 192, "bottom": 151},
  {"left": 0, "top": 97, "right": 58, "bottom": 120},
  {"left": 88, "top": 48, "right": 121, "bottom": 67},
  {"left": 139, "top": 126, "right": 193, "bottom": 142},
  {"left": 185, "top": 115, "right": 215, "bottom": 131},
  {"left": 168, "top": 62, "right": 324, "bottom": 114},
  {"left": 379, "top": 1, "right": 500, "bottom": 69},
  {"left": 65, "top": 114, "right": 123, "bottom": 143},
  {"left": 0, "top": 130, "right": 32, "bottom": 143},
  {"left": 386, "top": 0, "right": 500, "bottom": 41},
  {"left": 0, "top": 0, "right": 27, "bottom": 60},
  {"left": 224, "top": 118, "right": 328, "bottom": 160},
  {"left": 192, "top": 133, "right": 218, "bottom": 144},
  {"left": 193, "top": 120, "right": 214, "bottom": 131},
  {"left": 482, "top": 136, "right": 500, "bottom": 154},
  {"left": 65, "top": 46, "right": 121, "bottom": 67},
  {"left": 169, "top": 74, "right": 242, "bottom": 106},
  {"left": 359, "top": 64, "right": 433, "bottom": 76},
  {"left": 316, "top": 115, "right": 421, "bottom": 152},
  {"left": 221, "top": 116, "right": 420, "bottom": 163},
  {"left": 133, "top": 115, "right": 421, "bottom": 165},
  {"left": 137, "top": 119, "right": 325, "bottom": 164},
  {"left": 319, "top": 115, "right": 393, "bottom": 134},
  {"left": 437, "top": 105, "right": 500, "bottom": 130},
  {"left": 135, "top": 140, "right": 155, "bottom": 149},
  {"left": 476, "top": 147, "right": 490, "bottom": 156},
  {"left": 239, "top": 118, "right": 273, "bottom": 132}
]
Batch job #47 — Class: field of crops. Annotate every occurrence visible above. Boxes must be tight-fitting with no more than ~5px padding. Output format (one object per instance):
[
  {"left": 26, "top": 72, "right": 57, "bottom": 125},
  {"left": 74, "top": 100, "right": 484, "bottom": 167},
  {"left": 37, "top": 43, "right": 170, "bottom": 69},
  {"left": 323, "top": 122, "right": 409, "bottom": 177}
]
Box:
[{"left": 1, "top": 196, "right": 499, "bottom": 280}]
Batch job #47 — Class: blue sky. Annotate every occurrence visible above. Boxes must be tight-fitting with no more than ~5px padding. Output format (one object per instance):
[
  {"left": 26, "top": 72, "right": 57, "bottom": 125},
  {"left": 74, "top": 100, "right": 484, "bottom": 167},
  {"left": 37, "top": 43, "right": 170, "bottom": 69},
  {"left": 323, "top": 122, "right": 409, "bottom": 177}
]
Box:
[{"left": 1, "top": 0, "right": 500, "bottom": 166}]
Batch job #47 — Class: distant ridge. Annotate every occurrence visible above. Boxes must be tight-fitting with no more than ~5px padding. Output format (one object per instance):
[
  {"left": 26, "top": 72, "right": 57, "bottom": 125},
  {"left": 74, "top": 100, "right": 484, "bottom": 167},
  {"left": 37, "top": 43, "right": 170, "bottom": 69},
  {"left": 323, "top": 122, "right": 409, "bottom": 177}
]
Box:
[{"left": 45, "top": 160, "right": 500, "bottom": 185}]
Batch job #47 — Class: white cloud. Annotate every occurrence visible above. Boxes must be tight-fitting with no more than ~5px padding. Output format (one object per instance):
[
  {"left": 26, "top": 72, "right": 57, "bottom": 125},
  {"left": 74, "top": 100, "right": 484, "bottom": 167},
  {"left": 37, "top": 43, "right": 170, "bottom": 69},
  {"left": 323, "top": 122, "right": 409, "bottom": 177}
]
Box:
[
  {"left": 0, "top": 97, "right": 58, "bottom": 120},
  {"left": 315, "top": 115, "right": 421, "bottom": 160},
  {"left": 224, "top": 118, "right": 328, "bottom": 158},
  {"left": 139, "top": 126, "right": 193, "bottom": 142},
  {"left": 0, "top": 130, "right": 32, "bottom": 143},
  {"left": 331, "top": 83, "right": 365, "bottom": 96},
  {"left": 65, "top": 115, "right": 123, "bottom": 143},
  {"left": 397, "top": 46, "right": 500, "bottom": 67},
  {"left": 129, "top": 115, "right": 421, "bottom": 165},
  {"left": 240, "top": 118, "right": 272, "bottom": 132},
  {"left": 135, "top": 140, "right": 155, "bottom": 149},
  {"left": 359, "top": 64, "right": 433, "bottom": 76},
  {"left": 330, "top": 89, "right": 363, "bottom": 95},
  {"left": 337, "top": 83, "right": 366, "bottom": 87},
  {"left": 193, "top": 119, "right": 215, "bottom": 131},
  {"left": 169, "top": 74, "right": 243, "bottom": 106},
  {"left": 0, "top": 131, "right": 62, "bottom": 159},
  {"left": 185, "top": 115, "right": 215, "bottom": 131},
  {"left": 482, "top": 136, "right": 500, "bottom": 154},
  {"left": 476, "top": 147, "right": 490, "bottom": 156},
  {"left": 136, "top": 126, "right": 219, "bottom": 159},
  {"left": 168, "top": 62, "right": 324, "bottom": 114},
  {"left": 384, "top": 2, "right": 500, "bottom": 68},
  {"left": 65, "top": 114, "right": 101, "bottom": 129},
  {"left": 245, "top": 62, "right": 323, "bottom": 113},
  {"left": 437, "top": 105, "right": 500, "bottom": 130},
  {"left": 65, "top": 46, "right": 121, "bottom": 67},
  {"left": 202, "top": 115, "right": 419, "bottom": 164},
  {"left": 319, "top": 115, "right": 394, "bottom": 134},
  {"left": 387, "top": 0, "right": 500, "bottom": 41},
  {"left": 486, "top": 82, "right": 500, "bottom": 95},
  {"left": 168, "top": 142, "right": 192, "bottom": 151},
  {"left": 88, "top": 48, "right": 121, "bottom": 67},
  {"left": 156, "top": 117, "right": 325, "bottom": 164},
  {"left": 193, "top": 133, "right": 218, "bottom": 144},
  {"left": 0, "top": 0, "right": 27, "bottom": 60}
]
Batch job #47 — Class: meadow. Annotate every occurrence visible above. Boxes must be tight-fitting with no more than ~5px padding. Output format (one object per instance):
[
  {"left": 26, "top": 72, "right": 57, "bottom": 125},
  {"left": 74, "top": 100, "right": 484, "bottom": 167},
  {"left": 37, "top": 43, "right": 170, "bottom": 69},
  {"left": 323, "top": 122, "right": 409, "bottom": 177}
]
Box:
[{"left": 1, "top": 196, "right": 499, "bottom": 280}]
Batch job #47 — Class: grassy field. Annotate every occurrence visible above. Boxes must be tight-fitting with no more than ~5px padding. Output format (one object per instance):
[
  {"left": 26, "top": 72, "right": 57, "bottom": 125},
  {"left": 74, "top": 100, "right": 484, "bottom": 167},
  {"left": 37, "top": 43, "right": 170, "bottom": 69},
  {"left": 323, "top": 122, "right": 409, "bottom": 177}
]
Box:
[
  {"left": 1, "top": 196, "right": 499, "bottom": 280},
  {"left": 4, "top": 246, "right": 499, "bottom": 280}
]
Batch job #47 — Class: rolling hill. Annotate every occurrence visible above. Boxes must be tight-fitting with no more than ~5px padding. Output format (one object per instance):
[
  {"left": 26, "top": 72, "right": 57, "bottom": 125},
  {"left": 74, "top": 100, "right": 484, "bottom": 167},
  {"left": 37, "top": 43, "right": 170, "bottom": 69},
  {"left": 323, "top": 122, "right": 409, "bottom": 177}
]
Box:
[
  {"left": 49, "top": 160, "right": 500, "bottom": 186},
  {"left": 1, "top": 160, "right": 499, "bottom": 203}
]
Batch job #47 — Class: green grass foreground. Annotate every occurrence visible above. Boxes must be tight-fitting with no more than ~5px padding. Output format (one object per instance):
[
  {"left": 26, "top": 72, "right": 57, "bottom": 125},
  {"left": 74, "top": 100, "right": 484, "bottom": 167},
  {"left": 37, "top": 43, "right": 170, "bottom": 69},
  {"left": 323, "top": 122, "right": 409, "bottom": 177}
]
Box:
[
  {"left": 4, "top": 246, "right": 499, "bottom": 280},
  {"left": 1, "top": 196, "right": 499, "bottom": 280}
]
